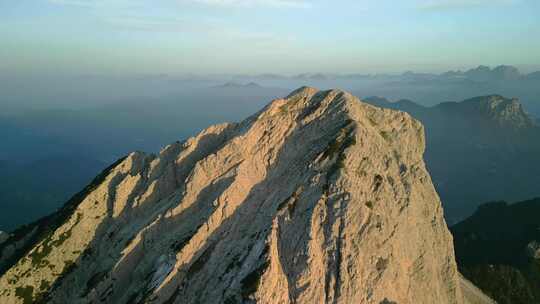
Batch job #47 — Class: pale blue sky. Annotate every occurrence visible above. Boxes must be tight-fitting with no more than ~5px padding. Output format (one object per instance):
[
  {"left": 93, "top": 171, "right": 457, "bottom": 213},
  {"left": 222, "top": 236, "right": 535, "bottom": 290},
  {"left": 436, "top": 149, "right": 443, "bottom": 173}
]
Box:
[{"left": 1, "top": 0, "right": 539, "bottom": 75}]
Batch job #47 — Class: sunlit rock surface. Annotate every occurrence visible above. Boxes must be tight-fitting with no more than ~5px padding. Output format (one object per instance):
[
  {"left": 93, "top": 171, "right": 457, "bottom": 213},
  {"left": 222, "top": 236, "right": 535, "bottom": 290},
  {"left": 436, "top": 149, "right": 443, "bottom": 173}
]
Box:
[{"left": 1, "top": 87, "right": 468, "bottom": 304}]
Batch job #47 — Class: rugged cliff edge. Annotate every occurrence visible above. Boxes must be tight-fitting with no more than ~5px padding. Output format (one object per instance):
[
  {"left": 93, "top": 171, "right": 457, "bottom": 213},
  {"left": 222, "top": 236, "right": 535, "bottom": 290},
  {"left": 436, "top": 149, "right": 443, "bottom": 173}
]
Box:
[{"left": 1, "top": 87, "right": 465, "bottom": 304}]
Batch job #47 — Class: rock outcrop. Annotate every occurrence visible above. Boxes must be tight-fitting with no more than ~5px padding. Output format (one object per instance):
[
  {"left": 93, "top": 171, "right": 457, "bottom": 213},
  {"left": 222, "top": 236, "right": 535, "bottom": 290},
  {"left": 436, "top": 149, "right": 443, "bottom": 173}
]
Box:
[
  {"left": 0, "top": 87, "right": 464, "bottom": 304},
  {"left": 527, "top": 241, "right": 540, "bottom": 259},
  {"left": 440, "top": 95, "right": 534, "bottom": 129},
  {"left": 0, "top": 232, "right": 8, "bottom": 245},
  {"left": 475, "top": 95, "right": 533, "bottom": 129}
]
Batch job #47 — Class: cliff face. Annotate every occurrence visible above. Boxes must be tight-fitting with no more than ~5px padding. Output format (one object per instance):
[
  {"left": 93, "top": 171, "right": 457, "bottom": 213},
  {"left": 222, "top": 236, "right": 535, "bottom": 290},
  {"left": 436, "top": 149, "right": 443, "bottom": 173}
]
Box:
[{"left": 0, "top": 87, "right": 463, "bottom": 304}]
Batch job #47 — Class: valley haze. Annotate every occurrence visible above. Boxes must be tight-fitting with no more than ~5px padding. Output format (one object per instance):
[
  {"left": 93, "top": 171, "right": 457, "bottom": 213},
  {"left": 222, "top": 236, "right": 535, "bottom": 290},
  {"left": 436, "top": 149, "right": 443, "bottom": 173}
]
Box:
[{"left": 2, "top": 65, "right": 540, "bottom": 230}]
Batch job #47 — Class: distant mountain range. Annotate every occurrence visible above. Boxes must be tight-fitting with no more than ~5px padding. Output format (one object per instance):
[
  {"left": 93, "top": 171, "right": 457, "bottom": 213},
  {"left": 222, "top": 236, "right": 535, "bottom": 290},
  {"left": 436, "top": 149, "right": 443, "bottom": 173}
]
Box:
[
  {"left": 211, "top": 65, "right": 540, "bottom": 82},
  {"left": 400, "top": 65, "right": 529, "bottom": 82},
  {"left": 363, "top": 94, "right": 540, "bottom": 222},
  {"left": 451, "top": 198, "right": 540, "bottom": 304},
  {"left": 213, "top": 81, "right": 262, "bottom": 89},
  {"left": 199, "top": 65, "right": 540, "bottom": 117},
  {"left": 365, "top": 94, "right": 535, "bottom": 129}
]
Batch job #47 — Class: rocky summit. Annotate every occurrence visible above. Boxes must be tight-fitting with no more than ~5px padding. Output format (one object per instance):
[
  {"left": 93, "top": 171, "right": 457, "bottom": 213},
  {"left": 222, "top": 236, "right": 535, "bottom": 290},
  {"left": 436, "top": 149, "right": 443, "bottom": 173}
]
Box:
[
  {"left": 1, "top": 87, "right": 473, "bottom": 303},
  {"left": 468, "top": 95, "right": 534, "bottom": 129}
]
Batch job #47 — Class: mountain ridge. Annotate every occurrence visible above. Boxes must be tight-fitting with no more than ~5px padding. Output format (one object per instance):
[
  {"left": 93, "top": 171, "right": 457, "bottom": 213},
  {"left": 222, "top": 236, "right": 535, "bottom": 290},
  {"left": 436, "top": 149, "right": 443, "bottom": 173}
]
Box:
[
  {"left": 436, "top": 95, "right": 534, "bottom": 129},
  {"left": 214, "top": 82, "right": 262, "bottom": 89},
  {"left": 365, "top": 94, "right": 535, "bottom": 130},
  {"left": 363, "top": 94, "right": 540, "bottom": 222},
  {"left": 1, "top": 87, "right": 475, "bottom": 303}
]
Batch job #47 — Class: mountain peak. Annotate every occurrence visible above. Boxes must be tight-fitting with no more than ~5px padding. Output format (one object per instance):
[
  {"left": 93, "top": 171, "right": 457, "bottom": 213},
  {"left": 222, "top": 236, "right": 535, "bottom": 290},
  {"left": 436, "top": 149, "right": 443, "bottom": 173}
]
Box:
[
  {"left": 464, "top": 65, "right": 521, "bottom": 81},
  {"left": 0, "top": 88, "right": 465, "bottom": 304},
  {"left": 216, "top": 81, "right": 262, "bottom": 88},
  {"left": 285, "top": 85, "right": 319, "bottom": 98},
  {"left": 465, "top": 95, "right": 533, "bottom": 128},
  {"left": 244, "top": 82, "right": 260, "bottom": 88}
]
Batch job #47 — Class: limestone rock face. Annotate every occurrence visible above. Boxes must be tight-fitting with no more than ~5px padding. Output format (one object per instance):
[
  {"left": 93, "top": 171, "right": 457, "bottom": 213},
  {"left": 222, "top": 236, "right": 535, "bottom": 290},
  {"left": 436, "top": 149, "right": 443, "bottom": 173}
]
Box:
[{"left": 0, "top": 87, "right": 464, "bottom": 304}]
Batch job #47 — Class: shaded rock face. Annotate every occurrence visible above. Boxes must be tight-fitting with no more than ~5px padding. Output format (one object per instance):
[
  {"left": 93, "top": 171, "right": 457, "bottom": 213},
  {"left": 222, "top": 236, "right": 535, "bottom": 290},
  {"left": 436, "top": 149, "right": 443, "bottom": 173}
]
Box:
[
  {"left": 0, "top": 232, "right": 8, "bottom": 245},
  {"left": 0, "top": 87, "right": 463, "bottom": 304},
  {"left": 527, "top": 241, "right": 540, "bottom": 260},
  {"left": 435, "top": 95, "right": 534, "bottom": 130},
  {"left": 473, "top": 95, "right": 533, "bottom": 129}
]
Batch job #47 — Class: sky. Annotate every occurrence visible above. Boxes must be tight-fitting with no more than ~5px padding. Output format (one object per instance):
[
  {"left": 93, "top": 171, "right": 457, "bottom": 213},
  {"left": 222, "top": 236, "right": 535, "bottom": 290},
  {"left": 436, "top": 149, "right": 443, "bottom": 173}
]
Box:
[{"left": 1, "top": 0, "right": 539, "bottom": 75}]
